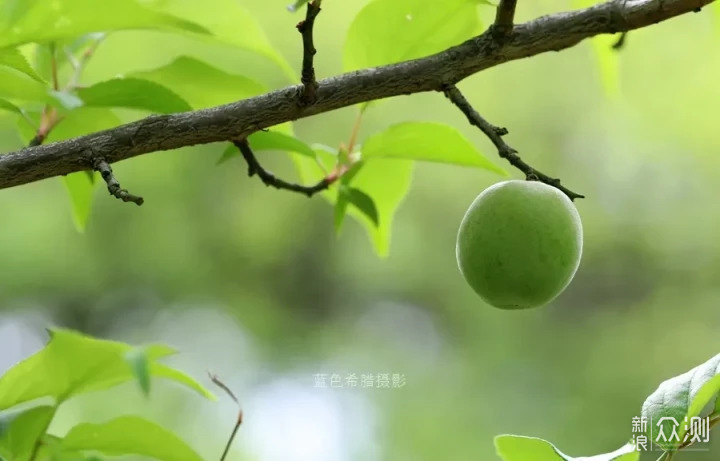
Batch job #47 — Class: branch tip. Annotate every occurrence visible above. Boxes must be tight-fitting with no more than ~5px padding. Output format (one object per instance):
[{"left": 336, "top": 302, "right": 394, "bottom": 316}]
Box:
[
  {"left": 93, "top": 159, "right": 144, "bottom": 206},
  {"left": 443, "top": 85, "right": 584, "bottom": 201}
]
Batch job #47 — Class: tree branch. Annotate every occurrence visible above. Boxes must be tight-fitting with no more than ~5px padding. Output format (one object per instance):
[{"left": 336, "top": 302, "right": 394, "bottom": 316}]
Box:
[
  {"left": 297, "top": 0, "right": 322, "bottom": 104},
  {"left": 443, "top": 85, "right": 584, "bottom": 201},
  {"left": 0, "top": 0, "right": 713, "bottom": 191},
  {"left": 493, "top": 0, "right": 518, "bottom": 37},
  {"left": 93, "top": 159, "right": 144, "bottom": 205},
  {"left": 234, "top": 139, "right": 333, "bottom": 197}
]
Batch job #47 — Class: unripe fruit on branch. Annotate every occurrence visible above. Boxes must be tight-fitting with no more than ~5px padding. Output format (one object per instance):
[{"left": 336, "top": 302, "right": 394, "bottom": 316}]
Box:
[{"left": 456, "top": 180, "right": 583, "bottom": 309}]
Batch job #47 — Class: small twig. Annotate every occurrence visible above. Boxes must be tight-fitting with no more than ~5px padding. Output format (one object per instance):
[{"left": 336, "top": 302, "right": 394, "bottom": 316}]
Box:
[
  {"left": 93, "top": 158, "right": 144, "bottom": 205},
  {"left": 233, "top": 139, "right": 334, "bottom": 197},
  {"left": 209, "top": 373, "right": 244, "bottom": 461},
  {"left": 443, "top": 85, "right": 584, "bottom": 201},
  {"left": 493, "top": 0, "right": 518, "bottom": 37},
  {"left": 209, "top": 373, "right": 239, "bottom": 405},
  {"left": 612, "top": 31, "right": 628, "bottom": 50},
  {"left": 28, "top": 108, "right": 61, "bottom": 148},
  {"left": 50, "top": 43, "right": 59, "bottom": 91},
  {"left": 67, "top": 34, "right": 105, "bottom": 90},
  {"left": 296, "top": 0, "right": 322, "bottom": 104}
]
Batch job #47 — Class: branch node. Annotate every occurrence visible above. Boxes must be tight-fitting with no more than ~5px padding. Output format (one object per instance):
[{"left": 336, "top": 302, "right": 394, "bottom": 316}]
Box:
[
  {"left": 297, "top": 0, "right": 322, "bottom": 105},
  {"left": 93, "top": 158, "right": 144, "bottom": 206},
  {"left": 443, "top": 85, "right": 584, "bottom": 201}
]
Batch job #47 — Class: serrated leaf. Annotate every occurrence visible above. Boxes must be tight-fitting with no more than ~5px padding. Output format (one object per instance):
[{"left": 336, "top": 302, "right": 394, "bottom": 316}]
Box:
[
  {"left": 0, "top": 0, "right": 208, "bottom": 49},
  {"left": 641, "top": 353, "right": 720, "bottom": 451},
  {"left": 125, "top": 349, "right": 151, "bottom": 397},
  {"left": 361, "top": 122, "right": 506, "bottom": 174},
  {"left": 0, "top": 48, "right": 44, "bottom": 82},
  {"left": 0, "top": 406, "right": 55, "bottom": 460},
  {"left": 495, "top": 436, "right": 638, "bottom": 461},
  {"left": 218, "top": 130, "right": 316, "bottom": 164},
  {"left": 147, "top": 0, "right": 295, "bottom": 79},
  {"left": 131, "top": 56, "right": 265, "bottom": 109},
  {"left": 77, "top": 78, "right": 191, "bottom": 113},
  {"left": 61, "top": 416, "right": 202, "bottom": 461},
  {"left": 46, "top": 108, "right": 123, "bottom": 232},
  {"left": 344, "top": 0, "right": 482, "bottom": 71},
  {"left": 0, "top": 329, "right": 215, "bottom": 411}
]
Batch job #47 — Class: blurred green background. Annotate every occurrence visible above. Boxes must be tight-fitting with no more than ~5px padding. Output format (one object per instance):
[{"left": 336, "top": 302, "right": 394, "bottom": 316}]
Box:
[{"left": 1, "top": 1, "right": 719, "bottom": 460}]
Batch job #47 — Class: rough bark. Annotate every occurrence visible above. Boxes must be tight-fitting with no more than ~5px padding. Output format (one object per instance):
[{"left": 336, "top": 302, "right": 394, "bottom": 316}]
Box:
[{"left": 0, "top": 0, "right": 713, "bottom": 190}]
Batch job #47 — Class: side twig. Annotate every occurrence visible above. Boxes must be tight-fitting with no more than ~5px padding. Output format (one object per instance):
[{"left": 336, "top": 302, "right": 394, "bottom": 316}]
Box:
[
  {"left": 233, "top": 139, "right": 333, "bottom": 197},
  {"left": 612, "top": 31, "right": 628, "bottom": 50},
  {"left": 296, "top": 0, "right": 322, "bottom": 104},
  {"left": 493, "top": 0, "right": 518, "bottom": 37},
  {"left": 443, "top": 85, "right": 584, "bottom": 201},
  {"left": 93, "top": 159, "right": 144, "bottom": 206},
  {"left": 209, "top": 373, "right": 244, "bottom": 461}
]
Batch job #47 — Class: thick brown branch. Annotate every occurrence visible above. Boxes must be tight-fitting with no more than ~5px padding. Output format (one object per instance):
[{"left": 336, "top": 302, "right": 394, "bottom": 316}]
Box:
[
  {"left": 493, "top": 0, "right": 518, "bottom": 37},
  {"left": 0, "top": 0, "right": 713, "bottom": 191},
  {"left": 93, "top": 159, "right": 144, "bottom": 205},
  {"left": 234, "top": 140, "right": 332, "bottom": 197},
  {"left": 443, "top": 85, "right": 584, "bottom": 201},
  {"left": 297, "top": 0, "right": 322, "bottom": 104}
]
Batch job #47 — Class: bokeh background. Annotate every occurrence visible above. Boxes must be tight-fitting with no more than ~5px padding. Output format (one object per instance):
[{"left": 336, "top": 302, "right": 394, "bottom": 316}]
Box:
[{"left": 1, "top": 1, "right": 719, "bottom": 460}]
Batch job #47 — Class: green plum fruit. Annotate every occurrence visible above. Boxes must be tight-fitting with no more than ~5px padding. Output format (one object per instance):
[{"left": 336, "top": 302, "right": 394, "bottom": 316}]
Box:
[{"left": 456, "top": 180, "right": 583, "bottom": 309}]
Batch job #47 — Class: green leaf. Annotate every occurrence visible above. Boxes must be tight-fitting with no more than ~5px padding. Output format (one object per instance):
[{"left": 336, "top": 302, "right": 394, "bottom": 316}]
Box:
[
  {"left": 77, "top": 78, "right": 192, "bottom": 113},
  {"left": 641, "top": 353, "right": 720, "bottom": 451},
  {"left": 63, "top": 172, "right": 95, "bottom": 233},
  {"left": 131, "top": 56, "right": 265, "bottom": 109},
  {"left": 495, "top": 436, "right": 638, "bottom": 461},
  {"left": 125, "top": 349, "right": 151, "bottom": 397},
  {"left": 0, "top": 48, "right": 44, "bottom": 82},
  {"left": 346, "top": 187, "right": 379, "bottom": 227},
  {"left": 296, "top": 146, "right": 412, "bottom": 256},
  {"left": 46, "top": 108, "right": 123, "bottom": 232},
  {"left": 572, "top": 0, "right": 619, "bottom": 96},
  {"left": 148, "top": 365, "right": 215, "bottom": 400},
  {"left": 0, "top": 406, "right": 55, "bottom": 460},
  {"left": 0, "top": 0, "right": 208, "bottom": 49},
  {"left": 61, "top": 416, "right": 202, "bottom": 461},
  {"left": 344, "top": 0, "right": 482, "bottom": 71},
  {"left": 218, "top": 130, "right": 316, "bottom": 164},
  {"left": 0, "top": 98, "right": 21, "bottom": 114},
  {"left": 147, "top": 0, "right": 295, "bottom": 79},
  {"left": 334, "top": 189, "right": 350, "bottom": 233},
  {"left": 361, "top": 122, "right": 506, "bottom": 174},
  {"left": 0, "top": 66, "right": 49, "bottom": 102},
  {"left": 334, "top": 184, "right": 379, "bottom": 234},
  {"left": 0, "top": 328, "right": 215, "bottom": 411}
]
